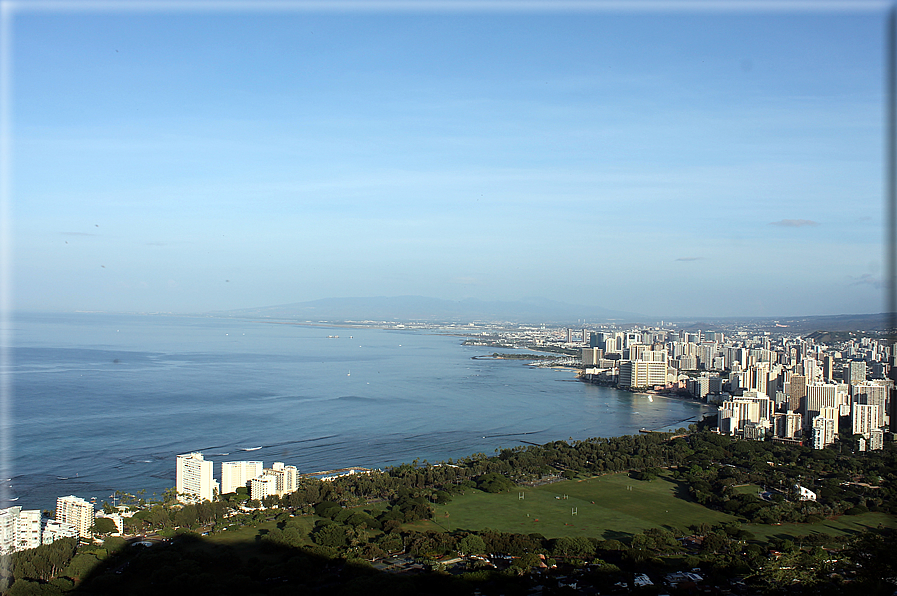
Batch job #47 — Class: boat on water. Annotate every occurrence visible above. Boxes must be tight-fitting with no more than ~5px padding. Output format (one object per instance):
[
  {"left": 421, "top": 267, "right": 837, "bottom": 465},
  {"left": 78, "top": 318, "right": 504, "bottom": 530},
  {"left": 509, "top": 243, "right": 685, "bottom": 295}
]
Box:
[{"left": 239, "top": 446, "right": 262, "bottom": 452}]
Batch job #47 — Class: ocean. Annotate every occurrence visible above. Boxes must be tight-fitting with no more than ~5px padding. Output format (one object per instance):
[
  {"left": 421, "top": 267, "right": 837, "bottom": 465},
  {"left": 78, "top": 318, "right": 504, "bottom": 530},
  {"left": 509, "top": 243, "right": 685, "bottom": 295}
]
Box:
[{"left": 6, "top": 312, "right": 716, "bottom": 510}]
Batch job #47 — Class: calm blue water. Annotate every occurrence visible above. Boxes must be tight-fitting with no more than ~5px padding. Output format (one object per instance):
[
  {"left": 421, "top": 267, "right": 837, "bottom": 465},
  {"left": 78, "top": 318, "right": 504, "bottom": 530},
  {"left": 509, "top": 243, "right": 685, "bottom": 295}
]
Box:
[{"left": 6, "top": 312, "right": 715, "bottom": 510}]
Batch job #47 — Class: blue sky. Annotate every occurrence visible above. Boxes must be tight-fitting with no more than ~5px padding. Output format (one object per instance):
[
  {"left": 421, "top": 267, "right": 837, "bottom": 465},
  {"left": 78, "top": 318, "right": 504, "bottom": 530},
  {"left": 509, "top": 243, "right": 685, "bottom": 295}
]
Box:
[{"left": 7, "top": 4, "right": 888, "bottom": 317}]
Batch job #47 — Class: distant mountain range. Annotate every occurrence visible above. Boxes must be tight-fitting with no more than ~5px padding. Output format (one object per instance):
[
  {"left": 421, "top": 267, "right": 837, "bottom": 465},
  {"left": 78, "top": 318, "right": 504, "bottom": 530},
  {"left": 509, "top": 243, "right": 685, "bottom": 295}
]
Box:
[
  {"left": 220, "top": 296, "right": 648, "bottom": 324},
  {"left": 216, "top": 297, "right": 892, "bottom": 333}
]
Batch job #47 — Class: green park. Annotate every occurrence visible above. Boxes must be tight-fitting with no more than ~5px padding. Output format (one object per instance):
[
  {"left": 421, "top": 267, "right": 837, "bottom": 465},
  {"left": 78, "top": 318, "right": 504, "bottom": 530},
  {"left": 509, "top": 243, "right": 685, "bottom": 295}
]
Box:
[{"left": 412, "top": 472, "right": 895, "bottom": 544}]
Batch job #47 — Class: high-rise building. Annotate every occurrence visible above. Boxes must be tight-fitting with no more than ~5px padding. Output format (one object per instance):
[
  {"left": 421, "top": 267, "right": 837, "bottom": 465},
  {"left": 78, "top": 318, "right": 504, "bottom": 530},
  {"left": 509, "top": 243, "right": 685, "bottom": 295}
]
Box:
[
  {"left": 870, "top": 427, "right": 884, "bottom": 450},
  {"left": 0, "top": 506, "right": 41, "bottom": 553},
  {"left": 250, "top": 475, "right": 278, "bottom": 501},
  {"left": 176, "top": 452, "right": 219, "bottom": 503},
  {"left": 773, "top": 411, "right": 802, "bottom": 439},
  {"left": 221, "top": 461, "right": 264, "bottom": 495},
  {"left": 581, "top": 347, "right": 603, "bottom": 367},
  {"left": 822, "top": 355, "right": 834, "bottom": 382},
  {"left": 788, "top": 374, "right": 807, "bottom": 413},
  {"left": 55, "top": 495, "right": 94, "bottom": 539},
  {"left": 845, "top": 360, "right": 867, "bottom": 386},
  {"left": 16, "top": 509, "right": 42, "bottom": 551},
  {"left": 0, "top": 507, "right": 18, "bottom": 555},
  {"left": 851, "top": 403, "right": 880, "bottom": 438},
  {"left": 718, "top": 398, "right": 762, "bottom": 435},
  {"left": 852, "top": 382, "right": 889, "bottom": 428},
  {"left": 811, "top": 408, "right": 838, "bottom": 449},
  {"left": 805, "top": 383, "right": 844, "bottom": 427},
  {"left": 618, "top": 359, "right": 667, "bottom": 389},
  {"left": 271, "top": 462, "right": 299, "bottom": 494},
  {"left": 746, "top": 363, "right": 770, "bottom": 395}
]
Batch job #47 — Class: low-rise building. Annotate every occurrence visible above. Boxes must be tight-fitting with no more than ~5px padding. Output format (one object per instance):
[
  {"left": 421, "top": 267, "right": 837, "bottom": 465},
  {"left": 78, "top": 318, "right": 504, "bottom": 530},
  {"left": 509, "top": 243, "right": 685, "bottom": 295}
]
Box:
[
  {"left": 795, "top": 484, "right": 817, "bottom": 501},
  {"left": 42, "top": 520, "right": 78, "bottom": 545}
]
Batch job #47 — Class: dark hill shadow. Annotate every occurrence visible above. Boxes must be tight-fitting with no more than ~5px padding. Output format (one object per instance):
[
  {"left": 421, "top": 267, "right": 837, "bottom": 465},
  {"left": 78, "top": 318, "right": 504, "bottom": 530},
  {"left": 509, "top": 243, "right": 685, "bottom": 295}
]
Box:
[{"left": 60, "top": 534, "right": 526, "bottom": 596}]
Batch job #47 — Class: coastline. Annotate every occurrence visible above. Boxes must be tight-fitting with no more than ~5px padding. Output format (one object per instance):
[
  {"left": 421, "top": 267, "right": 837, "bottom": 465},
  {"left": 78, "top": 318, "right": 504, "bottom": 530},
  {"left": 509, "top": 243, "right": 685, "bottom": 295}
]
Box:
[{"left": 9, "top": 313, "right": 718, "bottom": 512}]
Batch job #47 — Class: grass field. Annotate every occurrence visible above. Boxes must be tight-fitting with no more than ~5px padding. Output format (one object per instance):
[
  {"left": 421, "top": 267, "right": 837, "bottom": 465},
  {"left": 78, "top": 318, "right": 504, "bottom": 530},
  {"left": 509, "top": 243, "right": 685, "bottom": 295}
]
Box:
[
  {"left": 744, "top": 512, "right": 896, "bottom": 542},
  {"left": 732, "top": 484, "right": 763, "bottom": 495},
  {"left": 414, "top": 473, "right": 896, "bottom": 543},
  {"left": 194, "top": 478, "right": 894, "bottom": 552},
  {"left": 422, "top": 473, "right": 737, "bottom": 540}
]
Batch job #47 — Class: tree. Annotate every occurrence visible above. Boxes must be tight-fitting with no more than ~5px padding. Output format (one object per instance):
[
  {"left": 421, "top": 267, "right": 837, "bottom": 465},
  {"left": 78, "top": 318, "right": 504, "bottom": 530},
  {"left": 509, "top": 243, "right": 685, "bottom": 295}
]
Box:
[
  {"left": 551, "top": 536, "right": 594, "bottom": 559},
  {"left": 311, "top": 523, "right": 350, "bottom": 549},
  {"left": 89, "top": 517, "right": 117, "bottom": 536},
  {"left": 175, "top": 505, "right": 199, "bottom": 528},
  {"left": 459, "top": 534, "right": 486, "bottom": 555},
  {"left": 511, "top": 552, "right": 543, "bottom": 571}
]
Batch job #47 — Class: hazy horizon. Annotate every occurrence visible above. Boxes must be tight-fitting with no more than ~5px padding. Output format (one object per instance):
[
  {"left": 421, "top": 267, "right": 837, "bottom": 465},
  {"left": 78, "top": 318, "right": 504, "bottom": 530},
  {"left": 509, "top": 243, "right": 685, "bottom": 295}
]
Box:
[
  {"left": 7, "top": 3, "right": 888, "bottom": 318},
  {"left": 10, "top": 294, "right": 893, "bottom": 325}
]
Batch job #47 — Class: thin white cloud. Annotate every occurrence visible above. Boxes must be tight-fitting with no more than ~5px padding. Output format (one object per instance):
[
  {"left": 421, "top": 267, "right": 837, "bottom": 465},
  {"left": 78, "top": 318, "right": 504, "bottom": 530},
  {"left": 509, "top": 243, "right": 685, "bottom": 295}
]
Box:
[{"left": 675, "top": 257, "right": 702, "bottom": 262}]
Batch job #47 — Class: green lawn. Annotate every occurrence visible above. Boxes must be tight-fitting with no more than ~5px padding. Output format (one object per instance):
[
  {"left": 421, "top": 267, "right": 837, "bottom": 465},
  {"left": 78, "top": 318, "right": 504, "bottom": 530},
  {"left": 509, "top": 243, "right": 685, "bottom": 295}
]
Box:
[
  {"left": 423, "top": 473, "right": 737, "bottom": 540},
  {"left": 744, "top": 512, "right": 896, "bottom": 543},
  {"left": 195, "top": 485, "right": 895, "bottom": 551},
  {"left": 204, "top": 519, "right": 279, "bottom": 545},
  {"left": 732, "top": 484, "right": 763, "bottom": 496},
  {"left": 412, "top": 473, "right": 896, "bottom": 544}
]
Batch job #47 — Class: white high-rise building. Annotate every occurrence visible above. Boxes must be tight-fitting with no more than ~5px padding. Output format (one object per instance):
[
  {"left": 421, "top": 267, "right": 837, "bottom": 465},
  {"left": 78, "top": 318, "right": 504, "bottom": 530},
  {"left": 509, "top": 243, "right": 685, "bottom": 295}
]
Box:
[
  {"left": 718, "top": 398, "right": 761, "bottom": 435},
  {"left": 851, "top": 403, "right": 880, "bottom": 438},
  {"left": 870, "top": 427, "right": 884, "bottom": 450},
  {"left": 250, "top": 475, "right": 278, "bottom": 501},
  {"left": 221, "top": 461, "right": 264, "bottom": 495},
  {"left": 1, "top": 506, "right": 41, "bottom": 553},
  {"left": 852, "top": 382, "right": 889, "bottom": 428},
  {"left": 0, "top": 507, "right": 18, "bottom": 555},
  {"left": 811, "top": 411, "right": 837, "bottom": 450},
  {"left": 267, "top": 462, "right": 299, "bottom": 495},
  {"left": 176, "top": 452, "right": 219, "bottom": 503},
  {"left": 773, "top": 411, "right": 802, "bottom": 439},
  {"left": 618, "top": 359, "right": 667, "bottom": 389},
  {"left": 805, "top": 383, "right": 847, "bottom": 428},
  {"left": 17, "top": 509, "right": 42, "bottom": 551},
  {"left": 55, "top": 496, "right": 94, "bottom": 539}
]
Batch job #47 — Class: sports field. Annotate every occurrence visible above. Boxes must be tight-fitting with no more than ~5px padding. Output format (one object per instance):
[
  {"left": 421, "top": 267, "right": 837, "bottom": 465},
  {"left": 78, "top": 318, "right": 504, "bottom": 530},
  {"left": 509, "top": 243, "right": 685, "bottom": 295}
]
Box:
[
  {"left": 415, "top": 473, "right": 897, "bottom": 543},
  {"left": 424, "top": 473, "right": 737, "bottom": 540}
]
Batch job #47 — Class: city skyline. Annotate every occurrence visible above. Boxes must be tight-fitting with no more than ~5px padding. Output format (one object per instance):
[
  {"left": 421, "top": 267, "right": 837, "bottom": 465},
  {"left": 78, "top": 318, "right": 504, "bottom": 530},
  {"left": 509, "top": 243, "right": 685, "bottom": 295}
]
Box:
[{"left": 5, "top": 2, "right": 890, "bottom": 318}]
